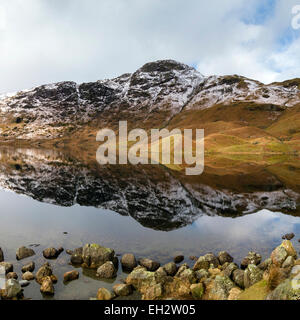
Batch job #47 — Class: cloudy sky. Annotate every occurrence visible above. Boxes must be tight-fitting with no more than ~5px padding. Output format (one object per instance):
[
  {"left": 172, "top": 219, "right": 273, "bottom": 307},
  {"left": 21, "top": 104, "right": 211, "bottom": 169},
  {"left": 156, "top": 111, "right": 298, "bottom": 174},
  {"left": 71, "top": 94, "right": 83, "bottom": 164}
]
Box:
[{"left": 0, "top": 0, "right": 300, "bottom": 93}]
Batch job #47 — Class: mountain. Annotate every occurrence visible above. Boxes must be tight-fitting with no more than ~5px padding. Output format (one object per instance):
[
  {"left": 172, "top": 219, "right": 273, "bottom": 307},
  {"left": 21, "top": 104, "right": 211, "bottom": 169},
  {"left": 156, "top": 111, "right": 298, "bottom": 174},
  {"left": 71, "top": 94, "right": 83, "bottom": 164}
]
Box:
[{"left": 0, "top": 59, "right": 300, "bottom": 156}]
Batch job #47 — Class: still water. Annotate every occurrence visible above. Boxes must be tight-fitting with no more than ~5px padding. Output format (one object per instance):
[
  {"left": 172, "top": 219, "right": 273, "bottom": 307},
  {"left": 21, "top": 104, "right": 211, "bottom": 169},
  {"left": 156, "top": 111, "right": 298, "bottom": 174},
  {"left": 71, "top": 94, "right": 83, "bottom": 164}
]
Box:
[{"left": 0, "top": 147, "right": 299, "bottom": 299}]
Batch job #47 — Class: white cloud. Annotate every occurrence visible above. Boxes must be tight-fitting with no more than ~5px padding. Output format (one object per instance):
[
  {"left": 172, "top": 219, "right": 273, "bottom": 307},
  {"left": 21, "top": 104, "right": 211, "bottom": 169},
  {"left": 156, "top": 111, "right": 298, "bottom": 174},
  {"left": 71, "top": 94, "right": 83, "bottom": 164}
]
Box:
[{"left": 0, "top": 0, "right": 300, "bottom": 93}]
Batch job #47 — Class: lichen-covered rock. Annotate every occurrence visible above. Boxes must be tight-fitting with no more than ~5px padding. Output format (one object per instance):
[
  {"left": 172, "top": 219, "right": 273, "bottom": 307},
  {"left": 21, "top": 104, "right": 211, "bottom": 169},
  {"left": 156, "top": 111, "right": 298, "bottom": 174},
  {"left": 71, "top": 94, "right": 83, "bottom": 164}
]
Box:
[
  {"left": 282, "top": 256, "right": 295, "bottom": 269},
  {"left": 195, "top": 269, "right": 210, "bottom": 282},
  {"left": 193, "top": 256, "right": 209, "bottom": 271},
  {"left": 232, "top": 269, "right": 245, "bottom": 289},
  {"left": 223, "top": 263, "right": 238, "bottom": 278},
  {"left": 155, "top": 267, "right": 168, "bottom": 277},
  {"left": 143, "top": 283, "right": 164, "bottom": 300},
  {"left": 139, "top": 258, "right": 160, "bottom": 271},
  {"left": 16, "top": 246, "right": 35, "bottom": 260},
  {"left": 163, "top": 262, "right": 177, "bottom": 276},
  {"left": 244, "top": 264, "right": 263, "bottom": 288},
  {"left": 271, "top": 246, "right": 288, "bottom": 267},
  {"left": 177, "top": 268, "right": 197, "bottom": 284},
  {"left": 291, "top": 265, "right": 300, "bottom": 277},
  {"left": 218, "top": 251, "right": 233, "bottom": 265},
  {"left": 266, "top": 279, "right": 300, "bottom": 300},
  {"left": 82, "top": 244, "right": 115, "bottom": 269},
  {"left": 4, "top": 279, "right": 22, "bottom": 299},
  {"left": 281, "top": 240, "right": 297, "bottom": 259},
  {"left": 204, "top": 275, "right": 235, "bottom": 300},
  {"left": 70, "top": 247, "right": 83, "bottom": 265},
  {"left": 126, "top": 266, "right": 157, "bottom": 292},
  {"left": 190, "top": 283, "right": 204, "bottom": 300},
  {"left": 228, "top": 287, "right": 243, "bottom": 300},
  {"left": 258, "top": 258, "right": 272, "bottom": 271},
  {"left": 96, "top": 261, "right": 117, "bottom": 279},
  {"left": 241, "top": 252, "right": 261, "bottom": 269},
  {"left": 97, "top": 287, "right": 115, "bottom": 300},
  {"left": 113, "top": 284, "right": 133, "bottom": 296},
  {"left": 121, "top": 253, "right": 137, "bottom": 271}
]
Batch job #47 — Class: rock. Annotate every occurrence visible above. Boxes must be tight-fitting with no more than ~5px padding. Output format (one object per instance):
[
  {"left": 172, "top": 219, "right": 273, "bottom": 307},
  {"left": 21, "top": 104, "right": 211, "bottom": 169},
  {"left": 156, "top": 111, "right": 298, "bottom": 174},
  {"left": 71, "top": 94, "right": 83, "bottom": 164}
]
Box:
[
  {"left": 19, "top": 280, "right": 30, "bottom": 287},
  {"left": 271, "top": 246, "right": 288, "bottom": 267},
  {"left": 228, "top": 287, "right": 242, "bottom": 300},
  {"left": 291, "top": 265, "right": 300, "bottom": 277},
  {"left": 0, "top": 262, "right": 13, "bottom": 274},
  {"left": 204, "top": 275, "right": 235, "bottom": 300},
  {"left": 190, "top": 283, "right": 204, "bottom": 300},
  {"left": 66, "top": 249, "right": 73, "bottom": 255},
  {"left": 96, "top": 261, "right": 117, "bottom": 279},
  {"left": 258, "top": 258, "right": 272, "bottom": 271},
  {"left": 70, "top": 247, "right": 83, "bottom": 265},
  {"left": 218, "top": 251, "right": 233, "bottom": 265},
  {"left": 40, "top": 276, "right": 54, "bottom": 295},
  {"left": 195, "top": 269, "right": 210, "bottom": 281},
  {"left": 189, "top": 256, "right": 198, "bottom": 261},
  {"left": 126, "top": 266, "right": 156, "bottom": 292},
  {"left": 143, "top": 283, "right": 163, "bottom": 300},
  {"left": 266, "top": 279, "right": 300, "bottom": 300},
  {"left": 232, "top": 269, "right": 245, "bottom": 289},
  {"left": 36, "top": 262, "right": 53, "bottom": 285},
  {"left": 5, "top": 279, "right": 22, "bottom": 299},
  {"left": 121, "top": 254, "right": 137, "bottom": 271},
  {"left": 21, "top": 261, "right": 35, "bottom": 273},
  {"left": 139, "top": 258, "right": 160, "bottom": 271},
  {"left": 22, "top": 272, "right": 35, "bottom": 281},
  {"left": 282, "top": 256, "right": 295, "bottom": 269},
  {"left": 282, "top": 233, "right": 295, "bottom": 240},
  {"left": 177, "top": 269, "right": 197, "bottom": 284},
  {"left": 223, "top": 263, "right": 238, "bottom": 278},
  {"left": 155, "top": 267, "right": 168, "bottom": 276},
  {"left": 204, "top": 253, "right": 220, "bottom": 268},
  {"left": 0, "top": 248, "right": 4, "bottom": 262},
  {"left": 43, "top": 247, "right": 63, "bottom": 259},
  {"left": 113, "top": 284, "right": 133, "bottom": 296},
  {"left": 82, "top": 244, "right": 115, "bottom": 269},
  {"left": 6, "top": 272, "right": 18, "bottom": 280},
  {"left": 175, "top": 264, "right": 189, "bottom": 277},
  {"left": 16, "top": 246, "right": 35, "bottom": 260},
  {"left": 63, "top": 270, "right": 79, "bottom": 282},
  {"left": 193, "top": 256, "right": 209, "bottom": 271},
  {"left": 241, "top": 252, "right": 262, "bottom": 269},
  {"left": 174, "top": 255, "right": 184, "bottom": 264},
  {"left": 281, "top": 240, "right": 297, "bottom": 259},
  {"left": 97, "top": 288, "right": 115, "bottom": 300},
  {"left": 244, "top": 264, "right": 263, "bottom": 288},
  {"left": 208, "top": 268, "right": 222, "bottom": 278},
  {"left": 163, "top": 262, "right": 177, "bottom": 276}
]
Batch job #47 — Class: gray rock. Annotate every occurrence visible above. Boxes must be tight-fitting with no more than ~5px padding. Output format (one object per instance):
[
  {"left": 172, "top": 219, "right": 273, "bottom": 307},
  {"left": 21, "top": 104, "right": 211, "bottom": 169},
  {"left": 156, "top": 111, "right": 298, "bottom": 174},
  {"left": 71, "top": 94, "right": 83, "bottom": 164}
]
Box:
[
  {"left": 241, "top": 252, "right": 262, "bottom": 269},
  {"left": 218, "top": 251, "right": 234, "bottom": 265},
  {"left": 271, "top": 246, "right": 288, "bottom": 267},
  {"left": 291, "top": 265, "right": 300, "bottom": 277},
  {"left": 204, "top": 253, "right": 220, "bottom": 268},
  {"left": 266, "top": 279, "right": 300, "bottom": 300},
  {"left": 193, "top": 253, "right": 219, "bottom": 271},
  {"left": 155, "top": 267, "right": 168, "bottom": 277},
  {"left": 195, "top": 269, "right": 210, "bottom": 281},
  {"left": 139, "top": 258, "right": 160, "bottom": 271},
  {"left": 21, "top": 261, "right": 35, "bottom": 273},
  {"left": 282, "top": 256, "right": 295, "bottom": 269},
  {"left": 16, "top": 246, "right": 35, "bottom": 260},
  {"left": 223, "top": 263, "right": 238, "bottom": 278},
  {"left": 96, "top": 261, "right": 117, "bottom": 279},
  {"left": 232, "top": 269, "right": 245, "bottom": 289},
  {"left": 121, "top": 253, "right": 137, "bottom": 271},
  {"left": 244, "top": 264, "right": 263, "bottom": 288},
  {"left": 209, "top": 275, "right": 235, "bottom": 300},
  {"left": 163, "top": 262, "right": 177, "bottom": 276},
  {"left": 5, "top": 279, "right": 22, "bottom": 299}
]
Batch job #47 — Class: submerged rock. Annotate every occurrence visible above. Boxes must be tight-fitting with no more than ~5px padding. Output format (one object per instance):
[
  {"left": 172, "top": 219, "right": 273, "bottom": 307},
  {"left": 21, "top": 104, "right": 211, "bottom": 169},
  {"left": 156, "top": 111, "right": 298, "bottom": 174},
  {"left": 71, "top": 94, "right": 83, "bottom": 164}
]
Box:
[{"left": 16, "top": 246, "right": 35, "bottom": 260}]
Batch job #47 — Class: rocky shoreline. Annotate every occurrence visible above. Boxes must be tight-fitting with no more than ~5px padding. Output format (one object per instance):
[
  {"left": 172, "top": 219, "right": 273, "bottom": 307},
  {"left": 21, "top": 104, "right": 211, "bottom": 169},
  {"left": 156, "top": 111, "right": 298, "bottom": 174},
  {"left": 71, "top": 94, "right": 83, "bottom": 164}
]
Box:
[{"left": 1, "top": 237, "right": 300, "bottom": 300}]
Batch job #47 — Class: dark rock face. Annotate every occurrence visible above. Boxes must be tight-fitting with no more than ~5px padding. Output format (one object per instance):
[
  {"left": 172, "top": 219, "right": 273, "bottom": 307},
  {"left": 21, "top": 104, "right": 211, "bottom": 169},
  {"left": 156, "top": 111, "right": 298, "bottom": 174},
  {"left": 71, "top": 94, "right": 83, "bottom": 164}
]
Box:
[{"left": 0, "top": 248, "right": 3, "bottom": 262}]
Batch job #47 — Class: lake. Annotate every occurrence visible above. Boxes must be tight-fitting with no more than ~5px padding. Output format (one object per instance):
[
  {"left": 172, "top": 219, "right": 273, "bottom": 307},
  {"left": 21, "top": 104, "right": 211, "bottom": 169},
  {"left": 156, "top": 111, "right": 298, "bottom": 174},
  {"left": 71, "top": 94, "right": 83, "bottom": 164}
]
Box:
[{"left": 0, "top": 146, "right": 299, "bottom": 299}]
